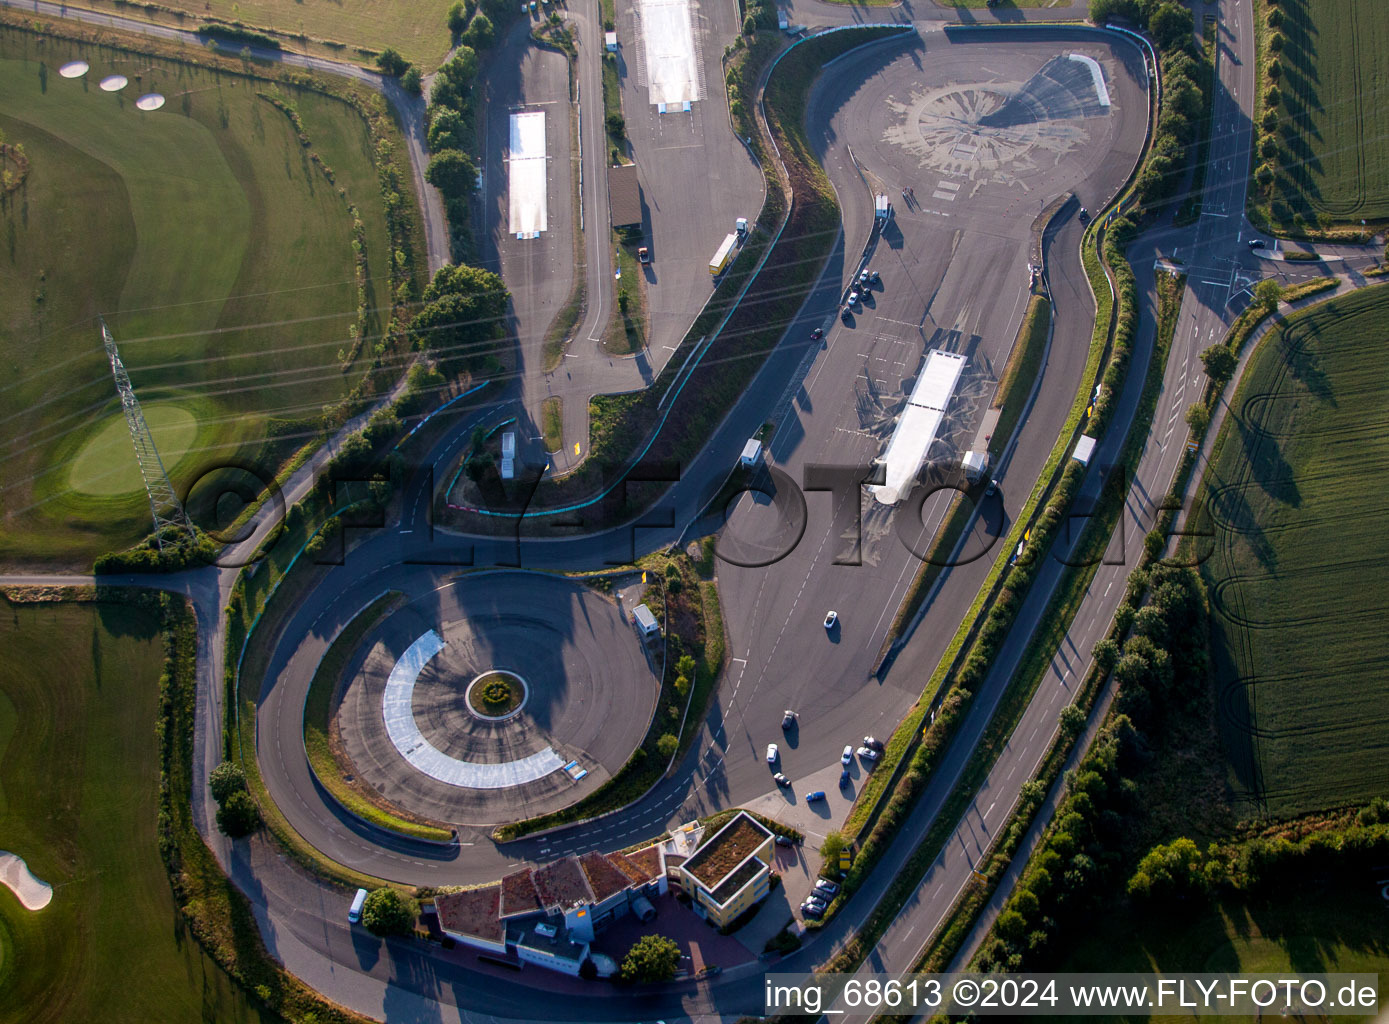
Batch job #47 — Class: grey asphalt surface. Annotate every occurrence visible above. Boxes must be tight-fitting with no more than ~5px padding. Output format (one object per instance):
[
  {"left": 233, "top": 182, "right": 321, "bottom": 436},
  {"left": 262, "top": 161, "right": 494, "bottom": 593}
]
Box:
[
  {"left": 540, "top": 0, "right": 765, "bottom": 474},
  {"left": 474, "top": 21, "right": 579, "bottom": 470},
  {"left": 248, "top": 22, "right": 1149, "bottom": 890},
  {"left": 331, "top": 574, "right": 657, "bottom": 826}
]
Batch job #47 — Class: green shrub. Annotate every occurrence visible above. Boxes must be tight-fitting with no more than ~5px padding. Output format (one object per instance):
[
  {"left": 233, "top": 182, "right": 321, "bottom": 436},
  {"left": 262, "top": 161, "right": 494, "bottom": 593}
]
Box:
[
  {"left": 209, "top": 760, "right": 247, "bottom": 803},
  {"left": 619, "top": 935, "right": 680, "bottom": 982},
  {"left": 362, "top": 888, "right": 419, "bottom": 937},
  {"left": 216, "top": 790, "right": 259, "bottom": 837}
]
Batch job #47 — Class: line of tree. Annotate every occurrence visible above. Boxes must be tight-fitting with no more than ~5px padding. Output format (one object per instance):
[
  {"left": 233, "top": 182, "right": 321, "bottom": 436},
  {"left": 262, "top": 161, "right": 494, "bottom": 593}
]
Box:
[
  {"left": 424, "top": 0, "right": 517, "bottom": 256},
  {"left": 1089, "top": 0, "right": 1206, "bottom": 210},
  {"left": 375, "top": 48, "right": 423, "bottom": 97},
  {"left": 975, "top": 563, "right": 1209, "bottom": 971},
  {"left": 209, "top": 760, "right": 260, "bottom": 838}
]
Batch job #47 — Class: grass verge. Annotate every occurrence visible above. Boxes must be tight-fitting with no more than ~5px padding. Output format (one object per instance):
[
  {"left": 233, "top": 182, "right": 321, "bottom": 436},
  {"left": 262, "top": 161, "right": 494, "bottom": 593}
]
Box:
[{"left": 541, "top": 397, "right": 564, "bottom": 452}]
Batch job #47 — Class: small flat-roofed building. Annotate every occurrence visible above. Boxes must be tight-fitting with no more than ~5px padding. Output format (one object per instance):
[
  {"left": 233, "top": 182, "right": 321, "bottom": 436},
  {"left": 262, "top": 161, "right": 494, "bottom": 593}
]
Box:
[
  {"left": 677, "top": 811, "right": 774, "bottom": 927},
  {"left": 605, "top": 30, "right": 618, "bottom": 51},
  {"left": 509, "top": 918, "right": 590, "bottom": 976},
  {"left": 632, "top": 603, "right": 660, "bottom": 638},
  {"left": 436, "top": 884, "right": 506, "bottom": 954},
  {"left": 1073, "top": 434, "right": 1098, "bottom": 465},
  {"left": 608, "top": 162, "right": 642, "bottom": 229}
]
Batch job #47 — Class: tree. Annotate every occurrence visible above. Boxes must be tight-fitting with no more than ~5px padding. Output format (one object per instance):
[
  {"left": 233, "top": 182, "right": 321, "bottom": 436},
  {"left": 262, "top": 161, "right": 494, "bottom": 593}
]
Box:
[
  {"left": 1058, "top": 702, "right": 1087, "bottom": 739},
  {"left": 430, "top": 47, "right": 479, "bottom": 111},
  {"left": 375, "top": 48, "right": 408, "bottom": 77},
  {"left": 656, "top": 733, "right": 678, "bottom": 759},
  {"left": 361, "top": 887, "right": 419, "bottom": 937},
  {"left": 448, "top": 1, "right": 468, "bottom": 37},
  {"left": 605, "top": 112, "right": 626, "bottom": 139},
  {"left": 619, "top": 934, "right": 680, "bottom": 982},
  {"left": 401, "top": 66, "right": 423, "bottom": 96},
  {"left": 209, "top": 760, "right": 247, "bottom": 803},
  {"left": 464, "top": 12, "right": 494, "bottom": 50},
  {"left": 820, "top": 830, "right": 845, "bottom": 866},
  {"left": 428, "top": 108, "right": 468, "bottom": 153},
  {"left": 1200, "top": 344, "right": 1237, "bottom": 385},
  {"left": 1127, "top": 837, "right": 1208, "bottom": 901},
  {"left": 1092, "top": 637, "right": 1121, "bottom": 675},
  {"left": 1147, "top": 2, "right": 1193, "bottom": 51},
  {"left": 426, "top": 149, "right": 478, "bottom": 198},
  {"left": 1253, "top": 277, "right": 1283, "bottom": 307},
  {"left": 424, "top": 263, "right": 506, "bottom": 305},
  {"left": 1185, "top": 402, "right": 1211, "bottom": 435},
  {"left": 410, "top": 266, "right": 510, "bottom": 374},
  {"left": 216, "top": 790, "right": 259, "bottom": 837}
]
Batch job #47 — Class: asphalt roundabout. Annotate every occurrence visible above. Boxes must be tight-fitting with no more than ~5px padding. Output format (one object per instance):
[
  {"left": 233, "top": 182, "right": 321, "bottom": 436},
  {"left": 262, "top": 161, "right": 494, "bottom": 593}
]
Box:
[{"left": 332, "top": 573, "right": 659, "bottom": 826}]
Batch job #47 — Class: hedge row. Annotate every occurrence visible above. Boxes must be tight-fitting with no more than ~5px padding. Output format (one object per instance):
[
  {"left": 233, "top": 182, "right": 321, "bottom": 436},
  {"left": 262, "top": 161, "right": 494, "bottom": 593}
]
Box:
[{"left": 973, "top": 562, "right": 1209, "bottom": 971}]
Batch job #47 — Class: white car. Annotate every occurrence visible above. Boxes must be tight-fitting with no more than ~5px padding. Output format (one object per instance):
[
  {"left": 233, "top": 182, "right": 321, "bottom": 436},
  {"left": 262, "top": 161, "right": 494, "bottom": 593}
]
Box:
[
  {"left": 824, "top": 610, "right": 838, "bottom": 630},
  {"left": 841, "top": 745, "right": 853, "bottom": 766},
  {"left": 766, "top": 743, "right": 779, "bottom": 764},
  {"left": 856, "top": 746, "right": 881, "bottom": 762}
]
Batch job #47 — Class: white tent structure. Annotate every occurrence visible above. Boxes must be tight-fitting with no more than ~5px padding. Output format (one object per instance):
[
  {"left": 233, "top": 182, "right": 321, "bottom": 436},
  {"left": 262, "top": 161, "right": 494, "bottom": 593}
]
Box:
[{"left": 868, "top": 350, "right": 967, "bottom": 506}]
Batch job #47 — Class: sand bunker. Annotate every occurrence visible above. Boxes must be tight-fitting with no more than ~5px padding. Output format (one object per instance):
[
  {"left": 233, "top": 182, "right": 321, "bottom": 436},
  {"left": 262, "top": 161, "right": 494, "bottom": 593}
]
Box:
[
  {"left": 136, "top": 93, "right": 166, "bottom": 111},
  {"left": 0, "top": 852, "right": 52, "bottom": 911},
  {"left": 100, "top": 75, "right": 129, "bottom": 92},
  {"left": 58, "top": 61, "right": 89, "bottom": 78}
]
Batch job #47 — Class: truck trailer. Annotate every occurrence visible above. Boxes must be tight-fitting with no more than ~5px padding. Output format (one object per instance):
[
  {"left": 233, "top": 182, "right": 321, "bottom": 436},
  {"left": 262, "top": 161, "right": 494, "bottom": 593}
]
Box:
[{"left": 710, "top": 232, "right": 738, "bottom": 276}]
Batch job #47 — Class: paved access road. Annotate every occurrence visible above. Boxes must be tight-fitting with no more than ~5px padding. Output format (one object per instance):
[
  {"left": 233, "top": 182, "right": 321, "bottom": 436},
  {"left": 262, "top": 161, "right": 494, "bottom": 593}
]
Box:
[{"left": 17, "top": 1, "right": 1369, "bottom": 1022}]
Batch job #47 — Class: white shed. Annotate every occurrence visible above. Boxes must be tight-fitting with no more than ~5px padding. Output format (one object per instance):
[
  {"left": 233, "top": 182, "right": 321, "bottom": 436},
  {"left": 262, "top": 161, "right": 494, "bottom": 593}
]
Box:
[
  {"left": 605, "top": 31, "right": 618, "bottom": 51},
  {"left": 632, "top": 603, "right": 660, "bottom": 638},
  {"left": 1073, "top": 434, "right": 1098, "bottom": 466}
]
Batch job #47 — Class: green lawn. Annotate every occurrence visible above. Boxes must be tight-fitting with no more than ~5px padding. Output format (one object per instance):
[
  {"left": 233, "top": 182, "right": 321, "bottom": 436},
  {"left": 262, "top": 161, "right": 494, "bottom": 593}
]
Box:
[
  {"left": 89, "top": 0, "right": 457, "bottom": 70},
  {"left": 0, "top": 29, "right": 396, "bottom": 564},
  {"left": 0, "top": 598, "right": 274, "bottom": 1024},
  {"left": 1198, "top": 285, "right": 1389, "bottom": 818},
  {"left": 1256, "top": 0, "right": 1389, "bottom": 227},
  {"left": 1060, "top": 881, "right": 1389, "bottom": 1022}
]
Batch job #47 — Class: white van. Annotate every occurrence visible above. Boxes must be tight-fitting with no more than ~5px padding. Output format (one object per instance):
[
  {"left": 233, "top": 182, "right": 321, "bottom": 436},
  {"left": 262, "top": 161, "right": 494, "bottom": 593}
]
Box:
[{"left": 348, "top": 887, "right": 368, "bottom": 924}]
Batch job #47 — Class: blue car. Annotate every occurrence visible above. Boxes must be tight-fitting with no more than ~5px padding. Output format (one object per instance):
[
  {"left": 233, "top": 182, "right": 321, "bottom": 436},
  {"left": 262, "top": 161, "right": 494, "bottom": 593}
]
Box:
[
  {"left": 805, "top": 790, "right": 826, "bottom": 803},
  {"left": 839, "top": 768, "right": 851, "bottom": 788}
]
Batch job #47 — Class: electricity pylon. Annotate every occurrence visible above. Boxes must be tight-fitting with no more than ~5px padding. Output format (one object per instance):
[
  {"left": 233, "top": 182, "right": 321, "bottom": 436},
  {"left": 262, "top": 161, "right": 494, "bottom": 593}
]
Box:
[{"left": 101, "top": 318, "right": 195, "bottom": 550}]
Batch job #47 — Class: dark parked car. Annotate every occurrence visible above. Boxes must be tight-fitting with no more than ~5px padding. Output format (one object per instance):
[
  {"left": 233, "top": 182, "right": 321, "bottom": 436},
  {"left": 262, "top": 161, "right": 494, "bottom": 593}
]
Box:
[
  {"left": 810, "top": 327, "right": 823, "bottom": 340},
  {"left": 805, "top": 790, "right": 826, "bottom": 803},
  {"left": 839, "top": 768, "right": 851, "bottom": 788}
]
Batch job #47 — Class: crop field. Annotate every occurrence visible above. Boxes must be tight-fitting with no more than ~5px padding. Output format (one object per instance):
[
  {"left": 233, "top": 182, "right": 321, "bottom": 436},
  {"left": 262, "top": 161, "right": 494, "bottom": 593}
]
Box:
[
  {"left": 1259, "top": 0, "right": 1389, "bottom": 227},
  {"left": 1198, "top": 285, "right": 1389, "bottom": 818},
  {"left": 0, "top": 28, "right": 397, "bottom": 565},
  {"left": 0, "top": 598, "right": 274, "bottom": 1024}
]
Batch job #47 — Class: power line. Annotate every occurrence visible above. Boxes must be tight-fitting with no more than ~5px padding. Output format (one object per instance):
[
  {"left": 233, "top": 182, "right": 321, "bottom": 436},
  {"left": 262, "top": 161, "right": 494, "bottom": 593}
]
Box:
[{"left": 101, "top": 318, "right": 195, "bottom": 550}]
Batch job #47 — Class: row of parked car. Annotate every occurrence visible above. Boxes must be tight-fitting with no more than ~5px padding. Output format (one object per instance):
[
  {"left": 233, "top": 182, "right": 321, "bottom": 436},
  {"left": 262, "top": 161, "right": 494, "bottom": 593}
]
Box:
[{"left": 800, "top": 877, "right": 840, "bottom": 919}]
